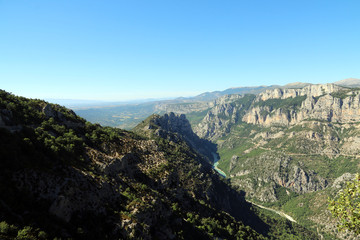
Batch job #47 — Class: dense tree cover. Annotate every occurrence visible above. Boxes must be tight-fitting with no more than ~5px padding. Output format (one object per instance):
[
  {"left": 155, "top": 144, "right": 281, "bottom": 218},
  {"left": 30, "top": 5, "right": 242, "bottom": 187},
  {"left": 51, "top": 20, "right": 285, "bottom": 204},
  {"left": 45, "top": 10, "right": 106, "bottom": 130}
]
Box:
[
  {"left": 253, "top": 95, "right": 307, "bottom": 110},
  {"left": 330, "top": 88, "right": 360, "bottom": 99},
  {"left": 0, "top": 90, "right": 83, "bottom": 125},
  {"left": 329, "top": 174, "right": 360, "bottom": 235}
]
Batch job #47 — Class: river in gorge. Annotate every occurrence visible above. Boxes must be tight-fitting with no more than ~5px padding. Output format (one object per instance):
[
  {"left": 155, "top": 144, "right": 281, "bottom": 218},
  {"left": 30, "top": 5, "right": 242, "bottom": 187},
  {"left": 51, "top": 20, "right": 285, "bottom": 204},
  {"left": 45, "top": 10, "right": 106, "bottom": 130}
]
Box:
[{"left": 211, "top": 153, "right": 227, "bottom": 178}]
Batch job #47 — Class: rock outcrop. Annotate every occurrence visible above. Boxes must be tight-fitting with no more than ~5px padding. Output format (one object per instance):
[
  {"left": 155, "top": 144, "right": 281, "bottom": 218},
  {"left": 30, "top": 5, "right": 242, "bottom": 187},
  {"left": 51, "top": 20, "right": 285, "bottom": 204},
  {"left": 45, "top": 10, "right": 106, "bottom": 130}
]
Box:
[
  {"left": 274, "top": 165, "right": 327, "bottom": 193},
  {"left": 235, "top": 84, "right": 360, "bottom": 127},
  {"left": 134, "top": 112, "right": 218, "bottom": 164},
  {"left": 257, "top": 83, "right": 344, "bottom": 101},
  {"left": 242, "top": 93, "right": 360, "bottom": 126},
  {"left": 230, "top": 153, "right": 327, "bottom": 202},
  {"left": 194, "top": 94, "right": 253, "bottom": 140}
]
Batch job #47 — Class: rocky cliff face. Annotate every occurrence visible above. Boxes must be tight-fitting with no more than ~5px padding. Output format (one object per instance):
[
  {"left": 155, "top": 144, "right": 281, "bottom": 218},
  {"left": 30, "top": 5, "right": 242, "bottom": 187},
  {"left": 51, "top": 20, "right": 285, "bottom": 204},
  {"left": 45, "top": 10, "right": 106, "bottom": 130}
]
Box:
[
  {"left": 243, "top": 92, "right": 360, "bottom": 126},
  {"left": 194, "top": 94, "right": 255, "bottom": 140},
  {"left": 257, "top": 83, "right": 344, "bottom": 101},
  {"left": 229, "top": 151, "right": 328, "bottom": 202},
  {"left": 195, "top": 104, "right": 236, "bottom": 140},
  {"left": 133, "top": 112, "right": 218, "bottom": 164},
  {"left": 194, "top": 84, "right": 360, "bottom": 133}
]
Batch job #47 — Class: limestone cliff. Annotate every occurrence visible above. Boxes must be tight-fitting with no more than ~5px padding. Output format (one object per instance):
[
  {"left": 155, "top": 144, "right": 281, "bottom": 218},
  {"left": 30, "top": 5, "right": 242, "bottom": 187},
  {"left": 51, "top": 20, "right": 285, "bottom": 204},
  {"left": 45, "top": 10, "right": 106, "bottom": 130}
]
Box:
[
  {"left": 257, "top": 83, "right": 344, "bottom": 101},
  {"left": 243, "top": 92, "right": 360, "bottom": 126},
  {"left": 229, "top": 152, "right": 327, "bottom": 202},
  {"left": 194, "top": 94, "right": 255, "bottom": 140}
]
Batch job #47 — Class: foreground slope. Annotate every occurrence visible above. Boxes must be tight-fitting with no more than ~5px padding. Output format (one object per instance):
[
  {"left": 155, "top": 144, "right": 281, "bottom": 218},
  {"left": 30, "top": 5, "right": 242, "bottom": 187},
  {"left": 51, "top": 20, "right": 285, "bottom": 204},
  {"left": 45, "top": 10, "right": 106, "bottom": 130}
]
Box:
[{"left": 0, "top": 90, "right": 319, "bottom": 239}]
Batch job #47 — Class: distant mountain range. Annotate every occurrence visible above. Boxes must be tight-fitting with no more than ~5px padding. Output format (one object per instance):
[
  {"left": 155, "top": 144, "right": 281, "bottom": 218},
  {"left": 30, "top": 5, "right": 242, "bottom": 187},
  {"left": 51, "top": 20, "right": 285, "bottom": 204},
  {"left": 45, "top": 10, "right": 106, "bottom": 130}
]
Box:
[
  {"left": 187, "top": 85, "right": 278, "bottom": 101},
  {"left": 45, "top": 97, "right": 177, "bottom": 109},
  {"left": 333, "top": 78, "right": 360, "bottom": 88},
  {"left": 73, "top": 78, "right": 360, "bottom": 129},
  {"left": 49, "top": 78, "right": 360, "bottom": 110},
  {"left": 191, "top": 78, "right": 360, "bottom": 102}
]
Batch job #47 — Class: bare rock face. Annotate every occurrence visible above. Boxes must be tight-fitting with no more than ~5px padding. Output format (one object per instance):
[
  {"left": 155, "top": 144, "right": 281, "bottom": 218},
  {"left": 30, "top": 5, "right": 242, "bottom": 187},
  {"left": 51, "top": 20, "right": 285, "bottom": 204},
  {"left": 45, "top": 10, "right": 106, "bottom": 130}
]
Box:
[
  {"left": 341, "top": 136, "right": 360, "bottom": 155},
  {"left": 272, "top": 158, "right": 327, "bottom": 194},
  {"left": 229, "top": 152, "right": 327, "bottom": 202},
  {"left": 331, "top": 173, "right": 356, "bottom": 189},
  {"left": 42, "top": 104, "right": 84, "bottom": 128},
  {"left": 241, "top": 84, "right": 360, "bottom": 126},
  {"left": 194, "top": 95, "right": 247, "bottom": 140},
  {"left": 258, "top": 83, "right": 344, "bottom": 101},
  {"left": 242, "top": 107, "right": 295, "bottom": 126},
  {"left": 42, "top": 104, "right": 69, "bottom": 122},
  {"left": 257, "top": 185, "right": 277, "bottom": 202},
  {"left": 281, "top": 166, "right": 327, "bottom": 193},
  {"left": 305, "top": 94, "right": 360, "bottom": 123},
  {"left": 195, "top": 109, "right": 232, "bottom": 140},
  {"left": 229, "top": 155, "right": 239, "bottom": 172}
]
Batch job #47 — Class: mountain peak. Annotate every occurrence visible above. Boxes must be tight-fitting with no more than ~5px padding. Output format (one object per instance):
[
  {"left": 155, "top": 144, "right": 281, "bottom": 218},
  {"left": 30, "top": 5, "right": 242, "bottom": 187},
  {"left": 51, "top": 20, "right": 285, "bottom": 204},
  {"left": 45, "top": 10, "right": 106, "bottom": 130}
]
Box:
[
  {"left": 134, "top": 112, "right": 217, "bottom": 163},
  {"left": 334, "top": 78, "right": 360, "bottom": 87},
  {"left": 282, "top": 82, "right": 312, "bottom": 89}
]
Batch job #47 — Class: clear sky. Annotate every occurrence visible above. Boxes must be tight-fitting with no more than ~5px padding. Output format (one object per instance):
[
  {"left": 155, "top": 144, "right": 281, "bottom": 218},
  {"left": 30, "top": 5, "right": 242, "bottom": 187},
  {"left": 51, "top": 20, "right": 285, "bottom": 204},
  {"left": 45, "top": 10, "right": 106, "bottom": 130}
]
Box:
[{"left": 1, "top": 0, "right": 359, "bottom": 101}]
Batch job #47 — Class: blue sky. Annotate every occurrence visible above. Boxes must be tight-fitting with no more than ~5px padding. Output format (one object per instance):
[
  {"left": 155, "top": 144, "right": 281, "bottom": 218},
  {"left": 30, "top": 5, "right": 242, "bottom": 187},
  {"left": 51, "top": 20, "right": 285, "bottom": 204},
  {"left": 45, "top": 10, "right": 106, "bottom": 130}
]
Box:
[{"left": 1, "top": 0, "right": 359, "bottom": 101}]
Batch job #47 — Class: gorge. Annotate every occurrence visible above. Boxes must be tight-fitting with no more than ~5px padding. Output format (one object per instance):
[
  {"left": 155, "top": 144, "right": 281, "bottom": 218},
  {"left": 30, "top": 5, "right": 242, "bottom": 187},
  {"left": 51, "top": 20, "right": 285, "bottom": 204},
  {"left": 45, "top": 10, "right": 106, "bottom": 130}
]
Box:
[{"left": 2, "top": 80, "right": 360, "bottom": 239}]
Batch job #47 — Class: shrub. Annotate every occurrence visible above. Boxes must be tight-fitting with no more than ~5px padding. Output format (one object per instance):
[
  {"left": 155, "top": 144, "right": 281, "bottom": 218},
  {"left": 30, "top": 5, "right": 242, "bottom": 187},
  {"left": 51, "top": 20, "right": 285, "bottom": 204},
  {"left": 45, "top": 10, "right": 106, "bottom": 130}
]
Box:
[
  {"left": 17, "top": 226, "right": 36, "bottom": 240},
  {"left": 0, "top": 221, "right": 17, "bottom": 235},
  {"left": 329, "top": 174, "right": 360, "bottom": 235}
]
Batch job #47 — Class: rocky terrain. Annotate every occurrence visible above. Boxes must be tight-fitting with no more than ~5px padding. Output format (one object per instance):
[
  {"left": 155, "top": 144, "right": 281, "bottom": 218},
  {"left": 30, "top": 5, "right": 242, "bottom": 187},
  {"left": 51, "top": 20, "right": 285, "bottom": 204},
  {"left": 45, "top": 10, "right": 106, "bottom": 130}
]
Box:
[
  {"left": 183, "top": 83, "right": 360, "bottom": 239},
  {"left": 133, "top": 112, "right": 217, "bottom": 163},
  {"left": 132, "top": 82, "right": 360, "bottom": 239},
  {"left": 243, "top": 84, "right": 360, "bottom": 126},
  {"left": 0, "top": 90, "right": 321, "bottom": 239}
]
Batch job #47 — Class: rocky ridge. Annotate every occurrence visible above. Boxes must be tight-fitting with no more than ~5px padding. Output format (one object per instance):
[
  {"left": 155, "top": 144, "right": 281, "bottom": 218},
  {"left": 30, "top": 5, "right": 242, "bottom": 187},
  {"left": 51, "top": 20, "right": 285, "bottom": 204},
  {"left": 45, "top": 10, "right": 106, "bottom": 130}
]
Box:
[
  {"left": 257, "top": 84, "right": 344, "bottom": 101},
  {"left": 243, "top": 84, "right": 360, "bottom": 126},
  {"left": 133, "top": 112, "right": 218, "bottom": 164},
  {"left": 194, "top": 94, "right": 255, "bottom": 140}
]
